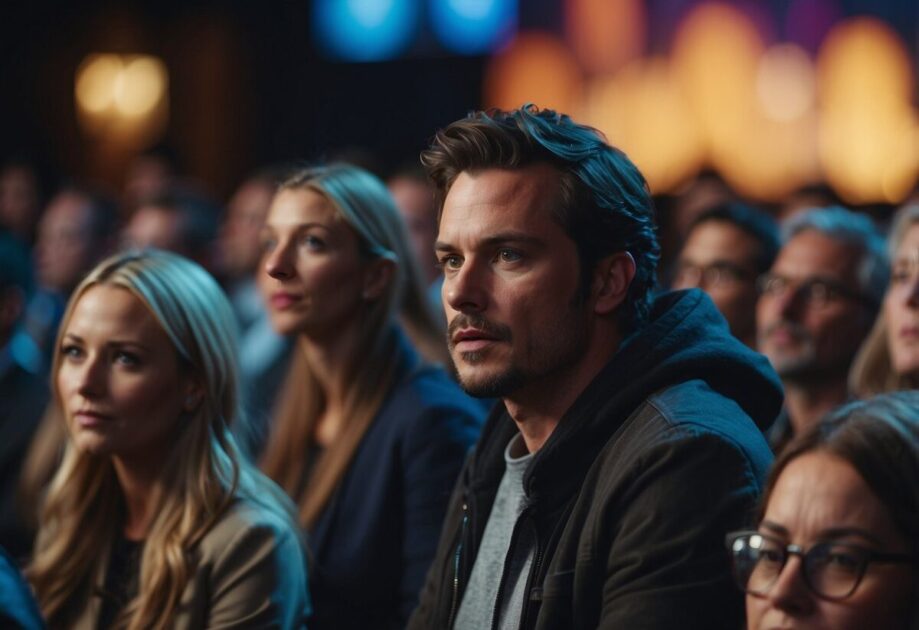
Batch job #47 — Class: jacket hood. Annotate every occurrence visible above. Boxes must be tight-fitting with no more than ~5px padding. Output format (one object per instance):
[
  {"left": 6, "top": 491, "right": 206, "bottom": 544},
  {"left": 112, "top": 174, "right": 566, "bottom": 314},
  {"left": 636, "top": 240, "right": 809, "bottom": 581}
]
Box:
[
  {"left": 468, "top": 288, "right": 783, "bottom": 506},
  {"left": 607, "top": 288, "right": 782, "bottom": 431}
]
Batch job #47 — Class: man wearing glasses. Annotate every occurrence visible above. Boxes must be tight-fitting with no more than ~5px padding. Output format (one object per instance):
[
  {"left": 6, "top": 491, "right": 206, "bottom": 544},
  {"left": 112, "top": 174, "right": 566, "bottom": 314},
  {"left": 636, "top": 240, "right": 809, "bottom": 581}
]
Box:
[
  {"left": 672, "top": 203, "right": 780, "bottom": 348},
  {"left": 755, "top": 207, "right": 888, "bottom": 452}
]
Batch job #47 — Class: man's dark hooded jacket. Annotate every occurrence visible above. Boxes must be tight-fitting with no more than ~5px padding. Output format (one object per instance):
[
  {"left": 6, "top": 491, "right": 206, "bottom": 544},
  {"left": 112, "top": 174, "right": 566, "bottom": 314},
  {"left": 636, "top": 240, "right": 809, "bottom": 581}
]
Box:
[{"left": 408, "top": 289, "right": 782, "bottom": 630}]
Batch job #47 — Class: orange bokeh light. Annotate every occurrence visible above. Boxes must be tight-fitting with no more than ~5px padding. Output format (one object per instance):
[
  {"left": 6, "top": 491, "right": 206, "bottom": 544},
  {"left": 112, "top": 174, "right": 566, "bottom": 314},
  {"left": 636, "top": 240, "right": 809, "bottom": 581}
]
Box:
[
  {"left": 565, "top": 0, "right": 646, "bottom": 75},
  {"left": 817, "top": 18, "right": 918, "bottom": 204},
  {"left": 580, "top": 57, "right": 704, "bottom": 193},
  {"left": 482, "top": 31, "right": 583, "bottom": 114}
]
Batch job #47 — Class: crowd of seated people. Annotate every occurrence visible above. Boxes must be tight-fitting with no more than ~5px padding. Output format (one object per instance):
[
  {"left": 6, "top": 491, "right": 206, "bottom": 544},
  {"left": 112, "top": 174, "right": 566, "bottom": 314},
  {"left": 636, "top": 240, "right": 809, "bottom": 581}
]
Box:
[{"left": 0, "top": 105, "right": 916, "bottom": 629}]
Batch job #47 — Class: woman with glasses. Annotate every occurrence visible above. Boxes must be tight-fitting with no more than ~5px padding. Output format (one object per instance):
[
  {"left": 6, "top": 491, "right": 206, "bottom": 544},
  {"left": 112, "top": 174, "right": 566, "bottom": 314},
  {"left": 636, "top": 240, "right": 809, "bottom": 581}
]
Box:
[
  {"left": 728, "top": 391, "right": 919, "bottom": 629},
  {"left": 850, "top": 203, "right": 919, "bottom": 395}
]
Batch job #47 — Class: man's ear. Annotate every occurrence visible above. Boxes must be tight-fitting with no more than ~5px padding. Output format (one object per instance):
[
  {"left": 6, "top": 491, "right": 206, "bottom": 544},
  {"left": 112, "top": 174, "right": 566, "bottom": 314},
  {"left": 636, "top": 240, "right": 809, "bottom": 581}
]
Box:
[
  {"left": 592, "top": 252, "right": 636, "bottom": 316},
  {"left": 362, "top": 257, "right": 396, "bottom": 301}
]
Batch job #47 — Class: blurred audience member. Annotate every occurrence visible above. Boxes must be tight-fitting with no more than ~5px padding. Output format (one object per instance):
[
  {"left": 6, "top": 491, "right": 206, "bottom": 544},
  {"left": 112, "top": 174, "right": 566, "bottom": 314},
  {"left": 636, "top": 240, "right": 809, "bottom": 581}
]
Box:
[
  {"left": 777, "top": 182, "right": 842, "bottom": 223},
  {"left": 850, "top": 203, "right": 919, "bottom": 395},
  {"left": 219, "top": 169, "right": 292, "bottom": 455},
  {"left": 27, "top": 250, "right": 309, "bottom": 628},
  {"left": 121, "top": 145, "right": 178, "bottom": 210},
  {"left": 729, "top": 391, "right": 919, "bottom": 629},
  {"left": 258, "top": 164, "right": 481, "bottom": 630},
  {"left": 387, "top": 166, "right": 440, "bottom": 287},
  {"left": 757, "top": 207, "right": 888, "bottom": 451},
  {"left": 122, "top": 188, "right": 220, "bottom": 271},
  {"left": 21, "top": 186, "right": 118, "bottom": 369},
  {"left": 670, "top": 169, "right": 735, "bottom": 241},
  {"left": 0, "top": 160, "right": 44, "bottom": 246},
  {"left": 672, "top": 202, "right": 779, "bottom": 347},
  {"left": 0, "top": 231, "right": 48, "bottom": 562}
]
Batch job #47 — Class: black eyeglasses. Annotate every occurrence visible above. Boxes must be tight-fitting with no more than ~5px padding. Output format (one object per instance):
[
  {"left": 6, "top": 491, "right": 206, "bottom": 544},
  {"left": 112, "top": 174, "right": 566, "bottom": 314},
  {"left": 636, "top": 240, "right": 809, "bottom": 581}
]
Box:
[
  {"left": 756, "top": 273, "right": 875, "bottom": 309},
  {"left": 726, "top": 531, "right": 916, "bottom": 601},
  {"left": 673, "top": 261, "right": 755, "bottom": 289}
]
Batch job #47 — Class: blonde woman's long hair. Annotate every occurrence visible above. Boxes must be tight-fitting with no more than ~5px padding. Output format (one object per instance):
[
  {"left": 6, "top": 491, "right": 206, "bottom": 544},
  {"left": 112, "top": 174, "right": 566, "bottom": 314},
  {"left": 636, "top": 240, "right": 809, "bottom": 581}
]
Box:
[
  {"left": 850, "top": 204, "right": 919, "bottom": 397},
  {"left": 27, "top": 250, "right": 297, "bottom": 630},
  {"left": 259, "top": 163, "right": 447, "bottom": 529}
]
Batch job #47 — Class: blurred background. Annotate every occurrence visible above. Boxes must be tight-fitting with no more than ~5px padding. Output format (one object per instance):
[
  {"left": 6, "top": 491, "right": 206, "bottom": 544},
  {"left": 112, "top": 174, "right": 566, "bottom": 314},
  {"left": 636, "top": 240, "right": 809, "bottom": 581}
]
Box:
[{"left": 1, "top": 0, "right": 917, "bottom": 208}]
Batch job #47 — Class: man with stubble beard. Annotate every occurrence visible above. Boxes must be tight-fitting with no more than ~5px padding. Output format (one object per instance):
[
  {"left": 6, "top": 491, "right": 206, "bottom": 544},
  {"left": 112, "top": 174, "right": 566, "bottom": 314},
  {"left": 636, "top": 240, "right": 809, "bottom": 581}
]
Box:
[
  {"left": 756, "top": 206, "right": 888, "bottom": 452},
  {"left": 408, "top": 106, "right": 782, "bottom": 630}
]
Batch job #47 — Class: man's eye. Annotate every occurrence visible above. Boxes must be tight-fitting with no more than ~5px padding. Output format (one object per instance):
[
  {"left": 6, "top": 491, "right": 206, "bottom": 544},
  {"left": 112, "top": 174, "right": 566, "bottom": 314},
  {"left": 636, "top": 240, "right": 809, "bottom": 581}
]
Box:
[
  {"left": 498, "top": 249, "right": 522, "bottom": 263},
  {"left": 438, "top": 255, "right": 462, "bottom": 270}
]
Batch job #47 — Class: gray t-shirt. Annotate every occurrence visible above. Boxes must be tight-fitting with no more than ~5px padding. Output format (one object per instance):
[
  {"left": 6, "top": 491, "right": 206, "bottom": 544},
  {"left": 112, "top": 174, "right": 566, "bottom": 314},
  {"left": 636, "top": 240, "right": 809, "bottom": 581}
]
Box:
[{"left": 454, "top": 433, "right": 536, "bottom": 630}]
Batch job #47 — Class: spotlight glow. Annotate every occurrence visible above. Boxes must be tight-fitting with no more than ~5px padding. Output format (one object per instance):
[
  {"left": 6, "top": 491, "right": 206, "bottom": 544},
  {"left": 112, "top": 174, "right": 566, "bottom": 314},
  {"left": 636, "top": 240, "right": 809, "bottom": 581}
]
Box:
[
  {"left": 430, "top": 0, "right": 517, "bottom": 55},
  {"left": 313, "top": 0, "right": 418, "bottom": 62}
]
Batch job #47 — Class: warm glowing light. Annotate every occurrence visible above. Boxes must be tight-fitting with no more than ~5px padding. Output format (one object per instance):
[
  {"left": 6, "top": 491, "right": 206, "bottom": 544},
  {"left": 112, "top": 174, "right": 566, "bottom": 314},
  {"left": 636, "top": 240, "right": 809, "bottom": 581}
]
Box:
[
  {"left": 482, "top": 31, "right": 582, "bottom": 113},
  {"left": 114, "top": 57, "right": 167, "bottom": 117},
  {"left": 671, "top": 2, "right": 764, "bottom": 150},
  {"left": 75, "top": 55, "right": 123, "bottom": 114},
  {"left": 817, "top": 18, "right": 918, "bottom": 204},
  {"left": 756, "top": 44, "right": 816, "bottom": 122},
  {"left": 565, "top": 0, "right": 646, "bottom": 75},
  {"left": 580, "top": 58, "right": 704, "bottom": 193},
  {"left": 714, "top": 112, "right": 821, "bottom": 201},
  {"left": 74, "top": 53, "right": 169, "bottom": 147}
]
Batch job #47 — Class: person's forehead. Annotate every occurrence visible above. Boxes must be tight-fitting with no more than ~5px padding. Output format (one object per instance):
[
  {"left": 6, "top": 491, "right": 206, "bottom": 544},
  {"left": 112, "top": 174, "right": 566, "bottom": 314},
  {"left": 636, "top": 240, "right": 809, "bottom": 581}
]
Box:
[
  {"left": 773, "top": 229, "right": 862, "bottom": 280},
  {"left": 46, "top": 193, "right": 92, "bottom": 225},
  {"left": 682, "top": 220, "right": 760, "bottom": 264},
  {"left": 441, "top": 166, "right": 560, "bottom": 228},
  {"left": 765, "top": 451, "right": 894, "bottom": 542}
]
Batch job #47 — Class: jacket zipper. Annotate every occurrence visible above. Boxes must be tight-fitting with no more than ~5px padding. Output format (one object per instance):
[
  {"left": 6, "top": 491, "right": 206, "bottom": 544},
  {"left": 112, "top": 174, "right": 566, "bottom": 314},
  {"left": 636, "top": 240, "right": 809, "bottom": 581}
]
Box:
[
  {"left": 489, "top": 506, "right": 533, "bottom": 630},
  {"left": 519, "top": 528, "right": 545, "bottom": 630},
  {"left": 448, "top": 502, "right": 469, "bottom": 628}
]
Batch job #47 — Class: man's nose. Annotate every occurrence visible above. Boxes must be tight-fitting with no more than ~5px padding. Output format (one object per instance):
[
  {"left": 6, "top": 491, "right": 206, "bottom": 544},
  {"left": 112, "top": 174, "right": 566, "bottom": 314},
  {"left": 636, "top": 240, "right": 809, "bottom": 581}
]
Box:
[{"left": 444, "top": 257, "right": 489, "bottom": 314}]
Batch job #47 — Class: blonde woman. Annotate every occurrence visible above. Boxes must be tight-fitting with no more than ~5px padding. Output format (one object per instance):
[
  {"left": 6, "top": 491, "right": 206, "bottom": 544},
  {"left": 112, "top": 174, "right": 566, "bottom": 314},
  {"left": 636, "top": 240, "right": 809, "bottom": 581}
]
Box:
[
  {"left": 27, "top": 250, "right": 309, "bottom": 629},
  {"left": 850, "top": 203, "right": 919, "bottom": 395},
  {"left": 258, "top": 164, "right": 483, "bottom": 630}
]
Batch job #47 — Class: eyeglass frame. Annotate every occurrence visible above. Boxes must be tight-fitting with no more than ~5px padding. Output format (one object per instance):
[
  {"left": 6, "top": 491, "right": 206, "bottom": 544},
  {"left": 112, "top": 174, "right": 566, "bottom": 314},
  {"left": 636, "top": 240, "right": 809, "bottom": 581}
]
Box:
[
  {"left": 672, "top": 260, "right": 757, "bottom": 289},
  {"left": 756, "top": 272, "right": 877, "bottom": 309},
  {"left": 725, "top": 530, "right": 917, "bottom": 601}
]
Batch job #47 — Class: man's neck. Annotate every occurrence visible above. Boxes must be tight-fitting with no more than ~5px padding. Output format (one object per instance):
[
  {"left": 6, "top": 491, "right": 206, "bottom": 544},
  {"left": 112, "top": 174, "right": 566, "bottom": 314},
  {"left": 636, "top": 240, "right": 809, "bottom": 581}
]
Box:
[
  {"left": 783, "top": 378, "right": 849, "bottom": 437},
  {"left": 504, "top": 329, "right": 621, "bottom": 454}
]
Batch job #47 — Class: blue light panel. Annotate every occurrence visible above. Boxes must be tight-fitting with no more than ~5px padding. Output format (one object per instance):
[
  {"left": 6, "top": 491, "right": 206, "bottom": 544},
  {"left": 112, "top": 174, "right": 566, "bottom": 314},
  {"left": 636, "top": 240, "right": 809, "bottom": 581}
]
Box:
[
  {"left": 430, "top": 0, "right": 517, "bottom": 55},
  {"left": 313, "top": 0, "right": 419, "bottom": 62}
]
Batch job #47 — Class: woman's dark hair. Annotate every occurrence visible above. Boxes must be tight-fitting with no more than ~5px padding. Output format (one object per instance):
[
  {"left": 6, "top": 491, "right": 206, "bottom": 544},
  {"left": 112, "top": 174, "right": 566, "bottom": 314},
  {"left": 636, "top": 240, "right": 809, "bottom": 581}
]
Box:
[{"left": 762, "top": 391, "right": 919, "bottom": 545}]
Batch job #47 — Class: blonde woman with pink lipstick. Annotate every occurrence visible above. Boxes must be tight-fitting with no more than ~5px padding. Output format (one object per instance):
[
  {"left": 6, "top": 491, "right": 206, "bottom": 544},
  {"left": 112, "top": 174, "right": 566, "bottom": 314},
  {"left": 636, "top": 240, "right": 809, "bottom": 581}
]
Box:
[
  {"left": 27, "top": 250, "right": 309, "bottom": 629},
  {"left": 850, "top": 203, "right": 919, "bottom": 395},
  {"left": 258, "top": 163, "right": 482, "bottom": 630}
]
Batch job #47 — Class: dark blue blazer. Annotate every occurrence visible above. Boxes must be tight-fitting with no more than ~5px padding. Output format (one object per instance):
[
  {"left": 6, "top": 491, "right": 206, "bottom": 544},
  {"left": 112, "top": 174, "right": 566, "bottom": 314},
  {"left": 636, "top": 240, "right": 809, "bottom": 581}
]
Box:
[{"left": 307, "top": 339, "right": 485, "bottom": 630}]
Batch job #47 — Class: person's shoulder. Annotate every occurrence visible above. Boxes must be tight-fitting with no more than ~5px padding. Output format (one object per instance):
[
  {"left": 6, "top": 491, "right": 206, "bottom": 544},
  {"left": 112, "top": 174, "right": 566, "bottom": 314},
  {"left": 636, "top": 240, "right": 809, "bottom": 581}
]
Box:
[
  {"left": 617, "top": 379, "right": 773, "bottom": 469},
  {"left": 648, "top": 379, "right": 764, "bottom": 433},
  {"left": 387, "top": 364, "right": 486, "bottom": 425},
  {"left": 199, "top": 496, "right": 300, "bottom": 558}
]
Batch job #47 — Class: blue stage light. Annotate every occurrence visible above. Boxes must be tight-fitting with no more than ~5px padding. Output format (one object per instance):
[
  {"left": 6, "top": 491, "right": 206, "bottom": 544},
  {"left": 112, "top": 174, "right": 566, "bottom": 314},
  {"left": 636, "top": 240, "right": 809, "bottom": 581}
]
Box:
[
  {"left": 313, "top": 0, "right": 419, "bottom": 62},
  {"left": 430, "top": 0, "right": 517, "bottom": 55}
]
